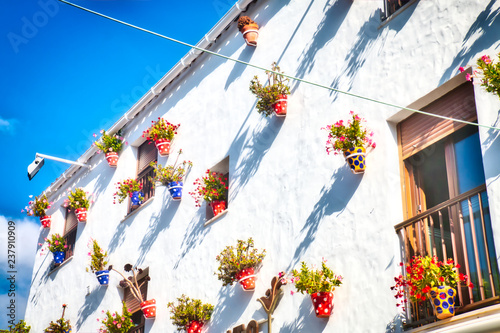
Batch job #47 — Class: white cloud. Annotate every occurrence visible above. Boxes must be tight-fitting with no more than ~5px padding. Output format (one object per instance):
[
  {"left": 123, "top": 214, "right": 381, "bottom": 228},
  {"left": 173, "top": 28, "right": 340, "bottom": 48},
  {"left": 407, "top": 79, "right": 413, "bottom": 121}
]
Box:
[
  {"left": 0, "top": 117, "right": 17, "bottom": 135},
  {"left": 0, "top": 216, "right": 39, "bottom": 328}
]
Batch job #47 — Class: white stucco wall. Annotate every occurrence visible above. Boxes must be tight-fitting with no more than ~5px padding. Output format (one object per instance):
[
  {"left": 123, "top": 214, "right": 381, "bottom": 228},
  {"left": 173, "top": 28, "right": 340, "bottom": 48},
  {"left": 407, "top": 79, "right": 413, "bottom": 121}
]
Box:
[{"left": 26, "top": 0, "right": 500, "bottom": 332}]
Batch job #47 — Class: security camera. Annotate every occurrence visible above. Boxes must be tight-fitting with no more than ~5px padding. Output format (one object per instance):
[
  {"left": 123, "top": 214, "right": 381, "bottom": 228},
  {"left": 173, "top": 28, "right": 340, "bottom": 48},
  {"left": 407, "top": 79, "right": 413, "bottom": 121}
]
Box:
[{"left": 28, "top": 156, "right": 45, "bottom": 180}]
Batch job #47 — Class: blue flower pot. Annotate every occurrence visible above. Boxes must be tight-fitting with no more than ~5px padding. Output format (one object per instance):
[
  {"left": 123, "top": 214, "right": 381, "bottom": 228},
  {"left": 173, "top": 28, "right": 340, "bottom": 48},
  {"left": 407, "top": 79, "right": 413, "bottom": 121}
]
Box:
[
  {"left": 167, "top": 181, "right": 183, "bottom": 200},
  {"left": 95, "top": 270, "right": 110, "bottom": 286},
  {"left": 131, "top": 191, "right": 144, "bottom": 206},
  {"left": 53, "top": 251, "right": 65, "bottom": 264}
]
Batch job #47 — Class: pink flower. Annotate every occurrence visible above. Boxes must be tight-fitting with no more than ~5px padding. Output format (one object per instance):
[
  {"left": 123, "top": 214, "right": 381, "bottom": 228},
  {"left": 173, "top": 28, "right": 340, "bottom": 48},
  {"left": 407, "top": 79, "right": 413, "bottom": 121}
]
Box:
[
  {"left": 93, "top": 133, "right": 97, "bottom": 137},
  {"left": 459, "top": 66, "right": 465, "bottom": 73},
  {"left": 100, "top": 129, "right": 104, "bottom": 134},
  {"left": 290, "top": 290, "right": 295, "bottom": 295},
  {"left": 466, "top": 73, "right": 472, "bottom": 81},
  {"left": 481, "top": 55, "right": 492, "bottom": 64}
]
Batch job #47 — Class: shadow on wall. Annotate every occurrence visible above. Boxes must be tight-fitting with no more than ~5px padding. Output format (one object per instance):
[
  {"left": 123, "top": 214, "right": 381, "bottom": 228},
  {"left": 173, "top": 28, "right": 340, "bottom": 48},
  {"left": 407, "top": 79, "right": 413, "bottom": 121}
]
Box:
[
  {"left": 482, "top": 112, "right": 500, "bottom": 183},
  {"left": 385, "top": 313, "right": 404, "bottom": 333},
  {"left": 229, "top": 113, "right": 284, "bottom": 201},
  {"left": 107, "top": 212, "right": 133, "bottom": 254},
  {"left": 440, "top": 0, "right": 500, "bottom": 84},
  {"left": 329, "top": 10, "right": 382, "bottom": 100},
  {"left": 136, "top": 191, "right": 179, "bottom": 266},
  {"left": 289, "top": 166, "right": 362, "bottom": 270},
  {"left": 209, "top": 286, "right": 254, "bottom": 331},
  {"left": 173, "top": 210, "right": 210, "bottom": 269},
  {"left": 75, "top": 286, "right": 106, "bottom": 330},
  {"left": 28, "top": 253, "right": 51, "bottom": 307},
  {"left": 279, "top": 297, "right": 327, "bottom": 332},
  {"left": 224, "top": 46, "right": 256, "bottom": 90},
  {"left": 292, "top": 0, "right": 352, "bottom": 92}
]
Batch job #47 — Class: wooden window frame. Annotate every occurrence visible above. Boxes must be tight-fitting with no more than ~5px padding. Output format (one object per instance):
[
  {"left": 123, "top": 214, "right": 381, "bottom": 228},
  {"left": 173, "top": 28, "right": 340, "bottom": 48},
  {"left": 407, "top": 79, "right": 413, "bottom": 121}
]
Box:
[{"left": 129, "top": 142, "right": 157, "bottom": 213}]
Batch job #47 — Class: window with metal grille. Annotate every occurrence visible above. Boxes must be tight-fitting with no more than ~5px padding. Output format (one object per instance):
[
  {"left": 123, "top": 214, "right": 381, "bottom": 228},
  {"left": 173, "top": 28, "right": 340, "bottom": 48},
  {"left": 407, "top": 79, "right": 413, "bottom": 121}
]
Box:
[
  {"left": 123, "top": 269, "right": 148, "bottom": 333},
  {"left": 63, "top": 209, "right": 78, "bottom": 261},
  {"left": 396, "top": 80, "right": 500, "bottom": 327},
  {"left": 129, "top": 141, "right": 157, "bottom": 213},
  {"left": 206, "top": 156, "right": 229, "bottom": 220}
]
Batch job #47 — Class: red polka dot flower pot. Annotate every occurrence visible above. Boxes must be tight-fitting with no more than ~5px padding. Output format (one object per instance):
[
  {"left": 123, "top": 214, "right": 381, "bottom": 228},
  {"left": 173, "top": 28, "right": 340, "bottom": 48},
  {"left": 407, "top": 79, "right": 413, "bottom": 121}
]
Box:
[
  {"left": 236, "top": 267, "right": 257, "bottom": 291},
  {"left": 209, "top": 200, "right": 226, "bottom": 217},
  {"left": 155, "top": 138, "right": 171, "bottom": 157},
  {"left": 272, "top": 94, "right": 288, "bottom": 117},
  {"left": 39, "top": 215, "right": 51, "bottom": 228},
  {"left": 428, "top": 286, "right": 456, "bottom": 319},
  {"left": 105, "top": 152, "right": 119, "bottom": 167},
  {"left": 186, "top": 320, "right": 203, "bottom": 333},
  {"left": 311, "top": 291, "right": 334, "bottom": 318},
  {"left": 343, "top": 147, "right": 366, "bottom": 174},
  {"left": 75, "top": 208, "right": 87, "bottom": 222},
  {"left": 140, "top": 299, "right": 156, "bottom": 319}
]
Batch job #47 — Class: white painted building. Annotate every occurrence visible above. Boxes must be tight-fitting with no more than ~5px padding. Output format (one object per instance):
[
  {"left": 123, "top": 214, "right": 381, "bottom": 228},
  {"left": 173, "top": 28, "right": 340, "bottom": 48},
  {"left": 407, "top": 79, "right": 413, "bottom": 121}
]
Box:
[{"left": 26, "top": 0, "right": 500, "bottom": 332}]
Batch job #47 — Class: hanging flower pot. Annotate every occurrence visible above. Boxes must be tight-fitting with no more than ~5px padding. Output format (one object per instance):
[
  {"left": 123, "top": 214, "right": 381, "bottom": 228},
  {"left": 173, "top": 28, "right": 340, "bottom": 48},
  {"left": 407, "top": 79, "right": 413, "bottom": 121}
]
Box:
[
  {"left": 75, "top": 208, "right": 87, "bottom": 222},
  {"left": 95, "top": 270, "right": 110, "bottom": 286},
  {"left": 343, "top": 147, "right": 366, "bottom": 174},
  {"left": 186, "top": 320, "right": 203, "bottom": 333},
  {"left": 140, "top": 299, "right": 156, "bottom": 319},
  {"left": 154, "top": 138, "right": 171, "bottom": 157},
  {"left": 210, "top": 200, "right": 226, "bottom": 217},
  {"left": 167, "top": 181, "right": 183, "bottom": 200},
  {"left": 237, "top": 16, "right": 259, "bottom": 46},
  {"left": 131, "top": 191, "right": 144, "bottom": 207},
  {"left": 311, "top": 291, "right": 334, "bottom": 318},
  {"left": 40, "top": 215, "right": 51, "bottom": 228},
  {"left": 236, "top": 267, "right": 257, "bottom": 291},
  {"left": 53, "top": 251, "right": 65, "bottom": 264},
  {"left": 105, "top": 152, "right": 119, "bottom": 167},
  {"left": 428, "top": 286, "right": 456, "bottom": 320},
  {"left": 273, "top": 94, "right": 288, "bottom": 117}
]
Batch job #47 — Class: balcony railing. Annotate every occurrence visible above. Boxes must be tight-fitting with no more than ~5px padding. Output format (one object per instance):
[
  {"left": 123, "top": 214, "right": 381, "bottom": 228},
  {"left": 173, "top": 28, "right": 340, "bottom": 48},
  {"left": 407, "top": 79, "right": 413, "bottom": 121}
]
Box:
[{"left": 394, "top": 184, "right": 500, "bottom": 327}]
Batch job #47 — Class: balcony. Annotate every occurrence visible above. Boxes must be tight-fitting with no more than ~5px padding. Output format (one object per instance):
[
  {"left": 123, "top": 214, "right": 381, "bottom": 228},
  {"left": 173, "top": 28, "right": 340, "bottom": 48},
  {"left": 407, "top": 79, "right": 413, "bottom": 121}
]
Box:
[{"left": 394, "top": 184, "right": 500, "bottom": 328}]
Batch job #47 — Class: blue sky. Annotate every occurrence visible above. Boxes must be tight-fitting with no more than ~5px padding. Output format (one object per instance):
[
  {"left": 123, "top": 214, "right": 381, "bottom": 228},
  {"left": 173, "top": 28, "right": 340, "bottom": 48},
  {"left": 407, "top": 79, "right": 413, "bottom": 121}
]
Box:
[{"left": 0, "top": 0, "right": 234, "bottom": 328}]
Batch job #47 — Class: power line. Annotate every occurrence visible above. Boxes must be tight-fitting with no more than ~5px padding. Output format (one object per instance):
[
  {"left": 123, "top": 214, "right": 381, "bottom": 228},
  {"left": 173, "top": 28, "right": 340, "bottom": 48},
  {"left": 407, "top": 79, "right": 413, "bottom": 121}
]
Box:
[{"left": 57, "top": 0, "right": 500, "bottom": 131}]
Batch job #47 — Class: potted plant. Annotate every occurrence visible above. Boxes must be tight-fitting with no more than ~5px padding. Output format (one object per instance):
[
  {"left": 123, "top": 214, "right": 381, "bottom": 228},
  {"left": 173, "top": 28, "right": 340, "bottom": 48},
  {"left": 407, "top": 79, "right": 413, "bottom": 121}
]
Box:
[
  {"left": 22, "top": 194, "right": 53, "bottom": 228},
  {"left": 167, "top": 294, "right": 214, "bottom": 333},
  {"left": 97, "top": 302, "right": 135, "bottom": 333},
  {"left": 250, "top": 62, "right": 291, "bottom": 117},
  {"left": 93, "top": 129, "right": 127, "bottom": 167},
  {"left": 43, "top": 234, "right": 67, "bottom": 264},
  {"left": 0, "top": 319, "right": 31, "bottom": 332},
  {"left": 142, "top": 118, "right": 180, "bottom": 156},
  {"left": 391, "top": 255, "right": 473, "bottom": 320},
  {"left": 44, "top": 304, "right": 71, "bottom": 333},
  {"left": 149, "top": 149, "right": 192, "bottom": 200},
  {"left": 113, "top": 178, "right": 144, "bottom": 207},
  {"left": 215, "top": 238, "right": 266, "bottom": 291},
  {"left": 64, "top": 188, "right": 91, "bottom": 222},
  {"left": 189, "top": 170, "right": 228, "bottom": 217},
  {"left": 291, "top": 260, "right": 343, "bottom": 318},
  {"left": 461, "top": 53, "right": 500, "bottom": 99},
  {"left": 111, "top": 264, "right": 155, "bottom": 319},
  {"left": 87, "top": 239, "right": 110, "bottom": 286},
  {"left": 237, "top": 15, "right": 259, "bottom": 46},
  {"left": 323, "top": 111, "right": 376, "bottom": 174}
]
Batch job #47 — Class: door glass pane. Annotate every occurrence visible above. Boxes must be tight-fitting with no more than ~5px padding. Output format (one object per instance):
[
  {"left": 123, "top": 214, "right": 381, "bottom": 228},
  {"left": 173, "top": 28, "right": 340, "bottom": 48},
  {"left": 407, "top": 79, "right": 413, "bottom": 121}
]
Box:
[{"left": 454, "top": 130, "right": 486, "bottom": 194}]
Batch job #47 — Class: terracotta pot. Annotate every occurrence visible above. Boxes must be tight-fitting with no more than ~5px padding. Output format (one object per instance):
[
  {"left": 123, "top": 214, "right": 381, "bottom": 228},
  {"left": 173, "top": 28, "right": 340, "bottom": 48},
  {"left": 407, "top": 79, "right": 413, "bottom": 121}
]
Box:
[
  {"left": 167, "top": 181, "right": 183, "bottom": 200},
  {"left": 241, "top": 23, "right": 259, "bottom": 46},
  {"left": 311, "top": 291, "right": 334, "bottom": 318},
  {"left": 140, "top": 299, "right": 156, "bottom": 319},
  {"left": 95, "top": 270, "right": 109, "bottom": 286},
  {"left": 75, "top": 208, "right": 87, "bottom": 222},
  {"left": 343, "top": 147, "right": 366, "bottom": 174},
  {"left": 428, "top": 286, "right": 456, "bottom": 319},
  {"left": 272, "top": 94, "right": 288, "bottom": 117},
  {"left": 186, "top": 320, "right": 203, "bottom": 333},
  {"left": 39, "top": 215, "right": 51, "bottom": 228},
  {"left": 209, "top": 200, "right": 226, "bottom": 217},
  {"left": 236, "top": 267, "right": 257, "bottom": 291},
  {"left": 53, "top": 251, "right": 65, "bottom": 264},
  {"left": 155, "top": 138, "right": 171, "bottom": 156},
  {"left": 105, "top": 152, "right": 119, "bottom": 167}
]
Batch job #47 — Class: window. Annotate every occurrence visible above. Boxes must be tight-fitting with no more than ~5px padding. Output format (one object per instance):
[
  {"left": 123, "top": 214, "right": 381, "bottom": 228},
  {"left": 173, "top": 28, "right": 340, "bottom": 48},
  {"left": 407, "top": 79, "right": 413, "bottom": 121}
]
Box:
[
  {"left": 396, "top": 81, "right": 500, "bottom": 327},
  {"left": 130, "top": 141, "right": 157, "bottom": 213},
  {"left": 206, "top": 156, "right": 229, "bottom": 221},
  {"left": 123, "top": 268, "right": 148, "bottom": 333},
  {"left": 63, "top": 209, "right": 78, "bottom": 261},
  {"left": 382, "top": 0, "right": 412, "bottom": 21}
]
